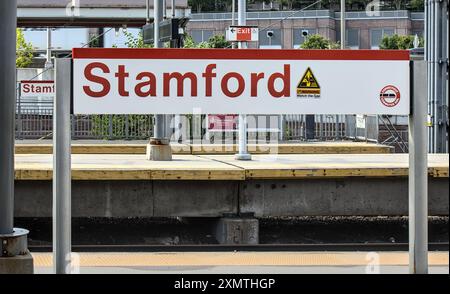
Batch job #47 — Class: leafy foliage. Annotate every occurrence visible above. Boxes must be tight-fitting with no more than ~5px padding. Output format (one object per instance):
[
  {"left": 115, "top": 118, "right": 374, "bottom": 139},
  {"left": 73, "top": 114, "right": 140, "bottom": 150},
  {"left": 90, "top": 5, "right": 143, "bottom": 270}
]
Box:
[
  {"left": 16, "top": 29, "right": 34, "bottom": 68},
  {"left": 93, "top": 31, "right": 153, "bottom": 140},
  {"left": 300, "top": 34, "right": 340, "bottom": 49},
  {"left": 184, "top": 34, "right": 231, "bottom": 48},
  {"left": 379, "top": 34, "right": 424, "bottom": 49}
]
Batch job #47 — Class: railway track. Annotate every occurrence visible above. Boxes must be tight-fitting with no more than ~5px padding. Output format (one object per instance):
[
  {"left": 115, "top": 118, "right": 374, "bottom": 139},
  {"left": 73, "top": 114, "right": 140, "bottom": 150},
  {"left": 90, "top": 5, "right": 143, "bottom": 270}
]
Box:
[{"left": 29, "top": 242, "right": 449, "bottom": 253}]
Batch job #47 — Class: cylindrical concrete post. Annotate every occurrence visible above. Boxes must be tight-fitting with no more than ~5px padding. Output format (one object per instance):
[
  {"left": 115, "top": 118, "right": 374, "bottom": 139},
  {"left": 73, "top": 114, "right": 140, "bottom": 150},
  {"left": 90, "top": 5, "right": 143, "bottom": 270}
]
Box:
[{"left": 0, "top": 0, "right": 17, "bottom": 236}]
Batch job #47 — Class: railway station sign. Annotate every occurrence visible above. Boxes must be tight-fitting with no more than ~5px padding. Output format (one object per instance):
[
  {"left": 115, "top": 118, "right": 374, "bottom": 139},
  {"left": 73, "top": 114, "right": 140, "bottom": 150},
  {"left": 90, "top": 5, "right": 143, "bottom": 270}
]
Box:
[
  {"left": 226, "top": 26, "right": 259, "bottom": 42},
  {"left": 20, "top": 80, "right": 55, "bottom": 97},
  {"left": 72, "top": 48, "right": 410, "bottom": 115}
]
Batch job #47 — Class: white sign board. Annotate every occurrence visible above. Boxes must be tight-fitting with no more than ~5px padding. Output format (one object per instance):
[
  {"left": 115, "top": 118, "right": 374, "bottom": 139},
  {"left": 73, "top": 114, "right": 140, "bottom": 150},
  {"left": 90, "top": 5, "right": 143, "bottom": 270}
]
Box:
[
  {"left": 356, "top": 115, "right": 366, "bottom": 129},
  {"left": 226, "top": 26, "right": 259, "bottom": 42},
  {"left": 72, "top": 49, "right": 410, "bottom": 115},
  {"left": 20, "top": 80, "right": 55, "bottom": 97}
]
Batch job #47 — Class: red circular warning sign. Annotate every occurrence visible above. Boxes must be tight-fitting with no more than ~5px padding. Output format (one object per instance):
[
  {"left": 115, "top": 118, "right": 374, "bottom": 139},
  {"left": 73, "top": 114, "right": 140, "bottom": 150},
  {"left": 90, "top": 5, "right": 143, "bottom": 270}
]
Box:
[{"left": 380, "top": 85, "right": 401, "bottom": 107}]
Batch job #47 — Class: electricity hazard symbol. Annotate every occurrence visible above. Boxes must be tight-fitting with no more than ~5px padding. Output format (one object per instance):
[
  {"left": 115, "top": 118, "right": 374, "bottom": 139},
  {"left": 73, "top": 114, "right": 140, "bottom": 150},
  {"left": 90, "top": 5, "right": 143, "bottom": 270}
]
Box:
[{"left": 297, "top": 67, "right": 321, "bottom": 98}]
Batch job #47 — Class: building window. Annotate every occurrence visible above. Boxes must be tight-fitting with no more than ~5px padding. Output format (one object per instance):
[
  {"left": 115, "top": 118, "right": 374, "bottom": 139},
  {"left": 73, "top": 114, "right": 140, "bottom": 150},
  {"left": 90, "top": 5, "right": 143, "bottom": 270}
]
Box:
[
  {"left": 191, "top": 30, "right": 214, "bottom": 44},
  {"left": 259, "top": 29, "right": 282, "bottom": 49},
  {"left": 370, "top": 28, "right": 395, "bottom": 49},
  {"left": 293, "top": 28, "right": 316, "bottom": 49},
  {"left": 336, "top": 28, "right": 360, "bottom": 49},
  {"left": 413, "top": 30, "right": 424, "bottom": 38},
  {"left": 347, "top": 28, "right": 360, "bottom": 49}
]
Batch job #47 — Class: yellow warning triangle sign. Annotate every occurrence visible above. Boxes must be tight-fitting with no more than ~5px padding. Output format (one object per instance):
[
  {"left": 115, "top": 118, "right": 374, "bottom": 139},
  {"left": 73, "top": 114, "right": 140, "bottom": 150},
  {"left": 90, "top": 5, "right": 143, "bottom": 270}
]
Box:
[{"left": 297, "top": 67, "right": 320, "bottom": 89}]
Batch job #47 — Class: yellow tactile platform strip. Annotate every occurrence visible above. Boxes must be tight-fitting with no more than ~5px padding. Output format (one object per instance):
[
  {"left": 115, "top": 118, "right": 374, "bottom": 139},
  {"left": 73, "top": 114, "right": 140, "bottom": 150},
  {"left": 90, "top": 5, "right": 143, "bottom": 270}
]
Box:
[
  {"left": 14, "top": 154, "right": 449, "bottom": 180},
  {"left": 15, "top": 142, "right": 393, "bottom": 155},
  {"left": 32, "top": 252, "right": 449, "bottom": 268}
]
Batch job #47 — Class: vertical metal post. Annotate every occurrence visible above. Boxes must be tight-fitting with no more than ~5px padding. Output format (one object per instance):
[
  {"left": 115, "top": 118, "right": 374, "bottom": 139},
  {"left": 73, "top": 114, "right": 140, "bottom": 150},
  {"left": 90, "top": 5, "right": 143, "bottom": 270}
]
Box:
[
  {"left": 146, "top": 0, "right": 151, "bottom": 24},
  {"left": 53, "top": 59, "right": 72, "bottom": 274},
  {"left": 439, "top": 0, "right": 449, "bottom": 153},
  {"left": 0, "top": 0, "right": 16, "bottom": 235},
  {"left": 434, "top": 0, "right": 448, "bottom": 153},
  {"left": 154, "top": 0, "right": 165, "bottom": 140},
  {"left": 232, "top": 0, "right": 237, "bottom": 49},
  {"left": 409, "top": 60, "right": 428, "bottom": 274},
  {"left": 340, "top": 0, "right": 349, "bottom": 141},
  {"left": 305, "top": 115, "right": 315, "bottom": 140},
  {"left": 18, "top": 80, "right": 23, "bottom": 140},
  {"left": 340, "top": 0, "right": 346, "bottom": 49},
  {"left": 172, "top": 0, "right": 176, "bottom": 18},
  {"left": 163, "top": 0, "right": 167, "bottom": 19},
  {"left": 45, "top": 28, "right": 53, "bottom": 69},
  {"left": 235, "top": 0, "right": 251, "bottom": 160}
]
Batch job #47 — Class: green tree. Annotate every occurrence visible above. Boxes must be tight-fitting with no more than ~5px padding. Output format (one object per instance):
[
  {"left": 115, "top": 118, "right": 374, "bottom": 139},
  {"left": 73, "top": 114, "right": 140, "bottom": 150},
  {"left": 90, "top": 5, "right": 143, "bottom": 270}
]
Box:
[
  {"left": 408, "top": 0, "right": 424, "bottom": 11},
  {"left": 93, "top": 30, "right": 153, "bottom": 140},
  {"left": 16, "top": 29, "right": 34, "bottom": 68},
  {"left": 300, "top": 34, "right": 340, "bottom": 49},
  {"left": 379, "top": 34, "right": 424, "bottom": 50},
  {"left": 184, "top": 34, "right": 231, "bottom": 48},
  {"left": 205, "top": 35, "right": 231, "bottom": 48},
  {"left": 123, "top": 31, "right": 153, "bottom": 48},
  {"left": 188, "top": 0, "right": 211, "bottom": 12}
]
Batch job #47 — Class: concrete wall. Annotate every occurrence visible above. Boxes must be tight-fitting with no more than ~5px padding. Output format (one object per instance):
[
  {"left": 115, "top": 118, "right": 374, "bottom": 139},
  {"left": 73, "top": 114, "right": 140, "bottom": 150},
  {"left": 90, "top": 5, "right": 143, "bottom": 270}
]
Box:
[{"left": 15, "top": 178, "right": 448, "bottom": 218}]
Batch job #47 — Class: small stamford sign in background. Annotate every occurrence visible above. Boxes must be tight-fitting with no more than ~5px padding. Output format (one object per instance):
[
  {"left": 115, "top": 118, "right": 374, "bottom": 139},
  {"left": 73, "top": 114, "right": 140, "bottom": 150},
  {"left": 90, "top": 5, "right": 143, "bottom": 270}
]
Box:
[{"left": 20, "top": 80, "right": 55, "bottom": 97}]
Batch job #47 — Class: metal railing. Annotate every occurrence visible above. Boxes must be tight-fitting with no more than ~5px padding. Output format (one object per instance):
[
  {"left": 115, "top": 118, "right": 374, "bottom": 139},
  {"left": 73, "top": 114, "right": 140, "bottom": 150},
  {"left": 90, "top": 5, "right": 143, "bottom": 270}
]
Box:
[
  {"left": 190, "top": 10, "right": 422, "bottom": 21},
  {"left": 284, "top": 114, "right": 346, "bottom": 141},
  {"left": 345, "top": 115, "right": 379, "bottom": 142},
  {"left": 16, "top": 98, "right": 387, "bottom": 144}
]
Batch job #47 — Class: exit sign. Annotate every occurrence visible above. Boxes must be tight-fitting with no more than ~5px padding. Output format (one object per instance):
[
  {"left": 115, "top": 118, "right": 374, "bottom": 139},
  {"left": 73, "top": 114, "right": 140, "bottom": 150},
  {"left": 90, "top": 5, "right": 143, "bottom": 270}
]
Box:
[{"left": 226, "top": 26, "right": 259, "bottom": 42}]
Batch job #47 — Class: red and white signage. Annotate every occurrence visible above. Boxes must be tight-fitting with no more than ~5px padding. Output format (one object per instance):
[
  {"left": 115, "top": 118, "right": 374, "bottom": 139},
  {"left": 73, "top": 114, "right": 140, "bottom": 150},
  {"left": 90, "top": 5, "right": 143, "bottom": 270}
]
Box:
[
  {"left": 20, "top": 80, "right": 55, "bottom": 97},
  {"left": 208, "top": 114, "right": 238, "bottom": 131},
  {"left": 226, "top": 26, "right": 259, "bottom": 42},
  {"left": 72, "top": 48, "right": 410, "bottom": 115}
]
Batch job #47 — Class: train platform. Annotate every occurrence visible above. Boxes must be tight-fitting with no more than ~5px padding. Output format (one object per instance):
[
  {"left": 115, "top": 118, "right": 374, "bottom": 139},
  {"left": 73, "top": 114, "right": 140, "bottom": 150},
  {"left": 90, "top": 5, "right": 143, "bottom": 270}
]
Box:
[
  {"left": 15, "top": 140, "right": 394, "bottom": 155},
  {"left": 13, "top": 153, "right": 449, "bottom": 218},
  {"left": 14, "top": 153, "right": 448, "bottom": 181},
  {"left": 32, "top": 251, "right": 449, "bottom": 274}
]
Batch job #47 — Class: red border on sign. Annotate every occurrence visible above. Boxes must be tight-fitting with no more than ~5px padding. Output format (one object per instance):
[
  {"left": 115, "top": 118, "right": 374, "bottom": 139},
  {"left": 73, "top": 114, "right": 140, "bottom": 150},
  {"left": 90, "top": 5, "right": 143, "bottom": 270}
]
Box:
[
  {"left": 20, "top": 80, "right": 54, "bottom": 83},
  {"left": 72, "top": 48, "right": 410, "bottom": 61},
  {"left": 380, "top": 85, "right": 401, "bottom": 107}
]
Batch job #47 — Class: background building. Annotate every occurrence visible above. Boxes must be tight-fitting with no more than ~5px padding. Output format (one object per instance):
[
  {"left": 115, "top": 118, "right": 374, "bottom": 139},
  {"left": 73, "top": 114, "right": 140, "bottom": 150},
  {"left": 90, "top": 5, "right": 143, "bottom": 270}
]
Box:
[{"left": 186, "top": 10, "right": 424, "bottom": 49}]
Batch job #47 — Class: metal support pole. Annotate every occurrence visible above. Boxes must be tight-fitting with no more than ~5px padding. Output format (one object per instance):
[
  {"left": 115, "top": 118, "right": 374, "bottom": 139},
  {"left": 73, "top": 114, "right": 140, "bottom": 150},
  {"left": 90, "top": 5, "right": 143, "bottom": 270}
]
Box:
[
  {"left": 53, "top": 59, "right": 72, "bottom": 274},
  {"left": 0, "top": 4, "right": 31, "bottom": 268},
  {"left": 146, "top": 0, "right": 151, "bottom": 24},
  {"left": 163, "top": 0, "right": 167, "bottom": 19},
  {"left": 409, "top": 60, "right": 428, "bottom": 274},
  {"left": 45, "top": 28, "right": 53, "bottom": 69},
  {"left": 235, "top": 0, "right": 251, "bottom": 161},
  {"left": 232, "top": 0, "right": 237, "bottom": 49},
  {"left": 154, "top": 0, "right": 165, "bottom": 141},
  {"left": 147, "top": 0, "right": 172, "bottom": 160},
  {"left": 435, "top": 0, "right": 449, "bottom": 153},
  {"left": 172, "top": 0, "right": 176, "bottom": 18},
  {"left": 340, "top": 0, "right": 346, "bottom": 49},
  {"left": 0, "top": 0, "right": 16, "bottom": 236}
]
